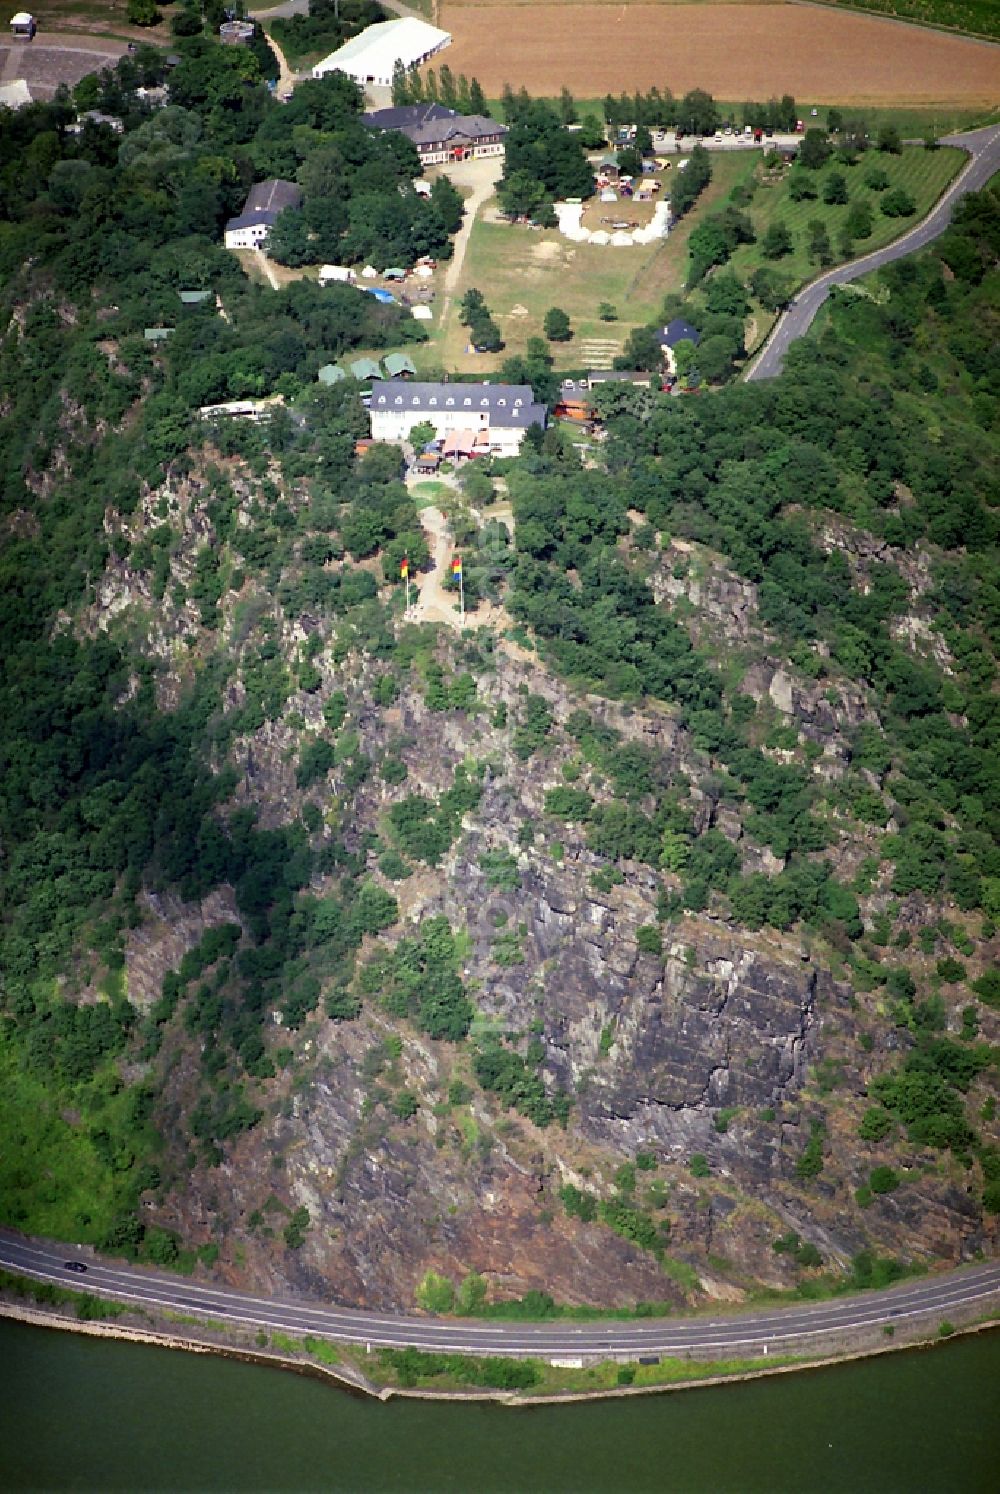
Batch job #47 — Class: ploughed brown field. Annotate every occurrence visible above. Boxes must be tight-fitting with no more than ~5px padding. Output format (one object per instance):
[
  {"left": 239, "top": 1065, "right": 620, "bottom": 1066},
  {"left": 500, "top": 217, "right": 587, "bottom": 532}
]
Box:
[{"left": 438, "top": 2, "right": 1000, "bottom": 105}]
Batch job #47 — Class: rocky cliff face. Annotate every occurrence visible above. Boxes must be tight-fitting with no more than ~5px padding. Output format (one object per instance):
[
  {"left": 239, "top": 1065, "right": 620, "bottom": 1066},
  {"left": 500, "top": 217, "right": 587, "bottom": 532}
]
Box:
[{"left": 92, "top": 462, "right": 998, "bottom": 1313}]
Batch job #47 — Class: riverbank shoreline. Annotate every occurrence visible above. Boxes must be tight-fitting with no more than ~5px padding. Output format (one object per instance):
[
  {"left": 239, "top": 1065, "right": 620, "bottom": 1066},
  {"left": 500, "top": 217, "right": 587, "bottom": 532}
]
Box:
[{"left": 3, "top": 1297, "right": 998, "bottom": 1407}]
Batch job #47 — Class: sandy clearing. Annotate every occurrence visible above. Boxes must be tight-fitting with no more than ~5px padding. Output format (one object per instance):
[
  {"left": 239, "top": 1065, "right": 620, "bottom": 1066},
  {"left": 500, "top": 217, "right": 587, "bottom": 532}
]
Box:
[{"left": 438, "top": 2, "right": 1000, "bottom": 104}]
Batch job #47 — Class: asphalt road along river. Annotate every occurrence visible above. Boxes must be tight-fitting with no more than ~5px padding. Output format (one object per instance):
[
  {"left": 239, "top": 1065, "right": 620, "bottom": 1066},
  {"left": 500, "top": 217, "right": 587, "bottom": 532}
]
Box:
[{"left": 2, "top": 1229, "right": 999, "bottom": 1358}]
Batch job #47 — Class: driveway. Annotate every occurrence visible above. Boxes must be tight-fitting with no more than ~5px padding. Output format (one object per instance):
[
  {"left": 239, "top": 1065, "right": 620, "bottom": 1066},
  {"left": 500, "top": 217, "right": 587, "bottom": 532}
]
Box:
[
  {"left": 746, "top": 124, "right": 1000, "bottom": 381},
  {"left": 435, "top": 154, "right": 505, "bottom": 327}
]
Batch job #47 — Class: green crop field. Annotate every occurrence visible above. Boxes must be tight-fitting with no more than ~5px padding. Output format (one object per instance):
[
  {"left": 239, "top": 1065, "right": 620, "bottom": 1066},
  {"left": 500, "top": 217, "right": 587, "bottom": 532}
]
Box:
[
  {"left": 726, "top": 145, "right": 964, "bottom": 289},
  {"left": 819, "top": 0, "right": 1000, "bottom": 41}
]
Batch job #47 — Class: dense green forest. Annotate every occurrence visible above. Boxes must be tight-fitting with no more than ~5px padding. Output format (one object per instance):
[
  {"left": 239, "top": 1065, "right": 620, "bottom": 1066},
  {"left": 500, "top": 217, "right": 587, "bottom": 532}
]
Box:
[{"left": 0, "top": 31, "right": 996, "bottom": 1278}]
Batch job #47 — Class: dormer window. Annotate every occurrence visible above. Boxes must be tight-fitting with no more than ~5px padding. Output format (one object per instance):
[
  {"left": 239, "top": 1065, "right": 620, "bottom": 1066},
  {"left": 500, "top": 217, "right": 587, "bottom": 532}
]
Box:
[
  {"left": 394, "top": 396, "right": 403, "bottom": 405},
  {"left": 429, "top": 397, "right": 437, "bottom": 405}
]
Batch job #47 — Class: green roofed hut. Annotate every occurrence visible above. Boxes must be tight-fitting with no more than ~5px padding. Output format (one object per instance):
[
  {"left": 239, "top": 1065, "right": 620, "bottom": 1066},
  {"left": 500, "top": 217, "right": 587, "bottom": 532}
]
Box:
[
  {"left": 317, "top": 363, "right": 346, "bottom": 385},
  {"left": 144, "top": 327, "right": 173, "bottom": 341},
  {"left": 383, "top": 352, "right": 416, "bottom": 378},
  {"left": 350, "top": 357, "right": 383, "bottom": 382},
  {"left": 179, "top": 289, "right": 212, "bottom": 305}
]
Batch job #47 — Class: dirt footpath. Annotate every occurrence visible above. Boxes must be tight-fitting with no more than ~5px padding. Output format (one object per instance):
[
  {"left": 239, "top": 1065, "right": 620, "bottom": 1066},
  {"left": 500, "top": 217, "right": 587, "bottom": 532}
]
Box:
[
  {"left": 439, "top": 2, "right": 1000, "bottom": 104},
  {"left": 409, "top": 502, "right": 510, "bottom": 633},
  {"left": 432, "top": 154, "right": 506, "bottom": 330}
]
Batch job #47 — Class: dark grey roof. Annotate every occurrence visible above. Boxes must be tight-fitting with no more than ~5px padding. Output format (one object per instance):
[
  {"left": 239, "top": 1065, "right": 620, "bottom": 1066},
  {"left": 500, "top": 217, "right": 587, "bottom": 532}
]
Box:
[
  {"left": 659, "top": 317, "right": 701, "bottom": 347},
  {"left": 370, "top": 380, "right": 546, "bottom": 426},
  {"left": 364, "top": 102, "right": 457, "bottom": 131},
  {"left": 243, "top": 178, "right": 303, "bottom": 216},
  {"left": 364, "top": 102, "right": 505, "bottom": 150},
  {"left": 225, "top": 179, "right": 302, "bottom": 236},
  {"left": 225, "top": 211, "right": 279, "bottom": 233},
  {"left": 587, "top": 369, "right": 653, "bottom": 384},
  {"left": 407, "top": 114, "right": 506, "bottom": 149}
]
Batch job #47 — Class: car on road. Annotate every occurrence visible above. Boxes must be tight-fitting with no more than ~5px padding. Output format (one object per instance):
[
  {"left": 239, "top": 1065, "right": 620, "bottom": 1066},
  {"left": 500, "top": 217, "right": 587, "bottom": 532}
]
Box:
[{"left": 63, "top": 1261, "right": 88, "bottom": 1273}]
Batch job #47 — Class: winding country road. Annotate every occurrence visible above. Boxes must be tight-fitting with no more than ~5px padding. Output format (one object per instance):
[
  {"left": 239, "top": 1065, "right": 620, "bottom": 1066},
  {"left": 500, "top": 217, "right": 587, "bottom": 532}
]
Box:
[
  {"left": 3, "top": 1230, "right": 997, "bottom": 1359},
  {"left": 746, "top": 124, "right": 1000, "bottom": 381}
]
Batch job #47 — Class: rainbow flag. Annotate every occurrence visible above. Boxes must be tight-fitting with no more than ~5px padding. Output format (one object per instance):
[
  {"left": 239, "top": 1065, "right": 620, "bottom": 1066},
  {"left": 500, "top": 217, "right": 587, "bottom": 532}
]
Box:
[
  {"left": 451, "top": 554, "right": 462, "bottom": 580},
  {"left": 400, "top": 556, "right": 409, "bottom": 580}
]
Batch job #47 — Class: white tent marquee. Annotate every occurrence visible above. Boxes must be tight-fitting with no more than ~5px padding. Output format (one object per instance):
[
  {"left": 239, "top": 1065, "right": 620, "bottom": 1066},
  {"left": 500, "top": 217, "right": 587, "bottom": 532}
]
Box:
[{"left": 312, "top": 19, "right": 450, "bottom": 89}]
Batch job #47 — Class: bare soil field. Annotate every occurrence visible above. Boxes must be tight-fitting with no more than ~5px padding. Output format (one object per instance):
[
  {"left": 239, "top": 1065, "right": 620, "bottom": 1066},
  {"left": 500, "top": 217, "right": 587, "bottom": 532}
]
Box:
[
  {"left": 0, "top": 35, "right": 127, "bottom": 99},
  {"left": 439, "top": 3, "right": 1000, "bottom": 105}
]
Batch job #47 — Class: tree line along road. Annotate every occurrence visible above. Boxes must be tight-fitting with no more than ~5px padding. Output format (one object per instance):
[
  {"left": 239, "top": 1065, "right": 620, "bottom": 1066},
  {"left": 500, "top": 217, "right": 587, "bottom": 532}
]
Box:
[
  {"left": 2, "top": 1231, "right": 998, "bottom": 1359},
  {"left": 746, "top": 124, "right": 1000, "bottom": 382}
]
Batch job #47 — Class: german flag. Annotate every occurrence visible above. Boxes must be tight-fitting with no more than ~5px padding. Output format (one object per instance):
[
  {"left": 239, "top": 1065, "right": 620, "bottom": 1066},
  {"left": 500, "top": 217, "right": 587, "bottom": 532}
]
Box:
[
  {"left": 451, "top": 554, "right": 462, "bottom": 580},
  {"left": 400, "top": 556, "right": 409, "bottom": 580}
]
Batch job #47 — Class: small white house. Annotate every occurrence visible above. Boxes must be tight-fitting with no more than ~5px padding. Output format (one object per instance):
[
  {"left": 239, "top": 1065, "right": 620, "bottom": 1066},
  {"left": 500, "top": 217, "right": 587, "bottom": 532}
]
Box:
[
  {"left": 9, "top": 12, "right": 36, "bottom": 39},
  {"left": 224, "top": 178, "right": 303, "bottom": 250}
]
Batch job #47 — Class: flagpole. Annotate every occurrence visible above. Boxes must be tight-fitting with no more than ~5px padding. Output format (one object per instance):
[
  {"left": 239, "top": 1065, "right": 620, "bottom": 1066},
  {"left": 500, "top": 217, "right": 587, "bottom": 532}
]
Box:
[{"left": 459, "top": 566, "right": 465, "bottom": 626}]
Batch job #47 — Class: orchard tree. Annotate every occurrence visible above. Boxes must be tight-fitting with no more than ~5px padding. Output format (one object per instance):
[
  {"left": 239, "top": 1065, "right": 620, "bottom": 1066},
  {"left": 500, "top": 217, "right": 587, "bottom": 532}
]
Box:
[
  {"left": 749, "top": 267, "right": 792, "bottom": 310},
  {"left": 544, "top": 307, "right": 572, "bottom": 342},
  {"left": 807, "top": 219, "right": 833, "bottom": 266},
  {"left": 881, "top": 188, "right": 916, "bottom": 218},
  {"left": 846, "top": 199, "right": 873, "bottom": 239},
  {"left": 762, "top": 220, "right": 793, "bottom": 259},
  {"left": 823, "top": 172, "right": 849, "bottom": 205}
]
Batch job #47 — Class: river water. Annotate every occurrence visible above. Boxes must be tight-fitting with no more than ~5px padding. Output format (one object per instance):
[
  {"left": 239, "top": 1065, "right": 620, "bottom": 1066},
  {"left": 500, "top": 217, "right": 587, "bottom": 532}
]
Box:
[{"left": 1, "top": 1318, "right": 997, "bottom": 1492}]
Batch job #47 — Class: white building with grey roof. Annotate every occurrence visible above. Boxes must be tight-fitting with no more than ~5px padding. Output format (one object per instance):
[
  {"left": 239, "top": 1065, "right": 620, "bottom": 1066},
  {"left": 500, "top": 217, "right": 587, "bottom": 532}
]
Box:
[
  {"left": 224, "top": 179, "right": 303, "bottom": 250},
  {"left": 364, "top": 102, "right": 506, "bottom": 165},
  {"left": 369, "top": 380, "right": 546, "bottom": 458}
]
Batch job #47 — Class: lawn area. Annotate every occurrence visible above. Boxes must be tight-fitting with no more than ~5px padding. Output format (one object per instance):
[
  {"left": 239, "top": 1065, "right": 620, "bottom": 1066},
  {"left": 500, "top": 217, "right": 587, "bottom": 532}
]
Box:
[
  {"left": 420, "top": 151, "right": 755, "bottom": 375},
  {"left": 21, "top": 0, "right": 170, "bottom": 43},
  {"left": 727, "top": 144, "right": 964, "bottom": 287}
]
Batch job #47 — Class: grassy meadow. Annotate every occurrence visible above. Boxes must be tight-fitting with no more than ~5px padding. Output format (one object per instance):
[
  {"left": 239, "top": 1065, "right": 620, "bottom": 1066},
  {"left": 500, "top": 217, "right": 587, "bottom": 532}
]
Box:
[
  {"left": 415, "top": 152, "right": 755, "bottom": 374},
  {"left": 728, "top": 144, "right": 964, "bottom": 287}
]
